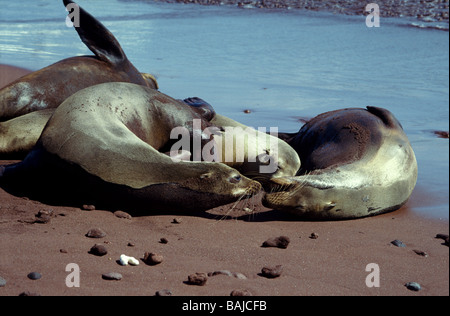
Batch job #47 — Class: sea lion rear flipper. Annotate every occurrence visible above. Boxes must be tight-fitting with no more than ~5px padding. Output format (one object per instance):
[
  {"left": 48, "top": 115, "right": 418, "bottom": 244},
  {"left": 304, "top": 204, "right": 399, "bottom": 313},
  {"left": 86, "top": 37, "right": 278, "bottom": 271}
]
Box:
[
  {"left": 63, "top": 0, "right": 126, "bottom": 64},
  {"left": 367, "top": 106, "right": 403, "bottom": 130}
]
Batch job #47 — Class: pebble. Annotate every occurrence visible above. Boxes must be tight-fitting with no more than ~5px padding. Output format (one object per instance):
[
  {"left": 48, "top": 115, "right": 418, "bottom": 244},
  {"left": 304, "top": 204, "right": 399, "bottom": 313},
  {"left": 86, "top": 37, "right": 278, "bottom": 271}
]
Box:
[
  {"left": 230, "top": 289, "right": 253, "bottom": 296},
  {"left": 60, "top": 249, "right": 68, "bottom": 253},
  {"left": 86, "top": 228, "right": 106, "bottom": 238},
  {"left": 434, "top": 131, "right": 449, "bottom": 139},
  {"left": 159, "top": 237, "right": 169, "bottom": 244},
  {"left": 89, "top": 244, "right": 108, "bottom": 256},
  {"left": 102, "top": 272, "right": 122, "bottom": 281},
  {"left": 208, "top": 270, "right": 247, "bottom": 279},
  {"left": 243, "top": 109, "right": 251, "bottom": 114},
  {"left": 413, "top": 249, "right": 428, "bottom": 257},
  {"left": 260, "top": 265, "right": 283, "bottom": 279},
  {"left": 143, "top": 252, "right": 164, "bottom": 265},
  {"left": 436, "top": 233, "right": 449, "bottom": 246},
  {"left": 82, "top": 204, "right": 96, "bottom": 211},
  {"left": 309, "top": 232, "right": 319, "bottom": 239},
  {"left": 155, "top": 289, "right": 173, "bottom": 296},
  {"left": 391, "top": 239, "right": 406, "bottom": 247},
  {"left": 18, "top": 291, "right": 40, "bottom": 296},
  {"left": 119, "top": 254, "right": 140, "bottom": 266},
  {"left": 34, "top": 209, "right": 54, "bottom": 224},
  {"left": 187, "top": 272, "right": 208, "bottom": 286},
  {"left": 172, "top": 217, "right": 183, "bottom": 224},
  {"left": 114, "top": 210, "right": 132, "bottom": 219},
  {"left": 405, "top": 282, "right": 422, "bottom": 292},
  {"left": 27, "top": 272, "right": 42, "bottom": 280},
  {"left": 262, "top": 236, "right": 290, "bottom": 249},
  {"left": 0, "top": 276, "right": 6, "bottom": 287}
]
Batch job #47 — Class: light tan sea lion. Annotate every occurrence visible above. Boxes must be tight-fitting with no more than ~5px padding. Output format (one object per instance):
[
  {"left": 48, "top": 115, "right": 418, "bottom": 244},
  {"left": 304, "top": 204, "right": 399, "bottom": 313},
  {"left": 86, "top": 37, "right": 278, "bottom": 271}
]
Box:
[
  {"left": 0, "top": 83, "right": 261, "bottom": 213},
  {"left": 263, "top": 107, "right": 418, "bottom": 220}
]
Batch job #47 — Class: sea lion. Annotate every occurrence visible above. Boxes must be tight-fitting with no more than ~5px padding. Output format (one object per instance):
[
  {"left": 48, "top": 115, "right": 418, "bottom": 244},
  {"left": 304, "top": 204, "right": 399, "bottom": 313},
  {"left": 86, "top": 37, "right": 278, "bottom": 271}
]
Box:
[
  {"left": 263, "top": 106, "right": 418, "bottom": 220},
  {"left": 0, "top": 82, "right": 261, "bottom": 213}
]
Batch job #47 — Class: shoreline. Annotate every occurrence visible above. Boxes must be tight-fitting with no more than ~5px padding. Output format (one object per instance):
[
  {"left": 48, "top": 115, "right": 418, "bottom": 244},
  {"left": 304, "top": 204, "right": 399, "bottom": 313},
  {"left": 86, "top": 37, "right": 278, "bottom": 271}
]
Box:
[{"left": 150, "top": 0, "right": 449, "bottom": 24}]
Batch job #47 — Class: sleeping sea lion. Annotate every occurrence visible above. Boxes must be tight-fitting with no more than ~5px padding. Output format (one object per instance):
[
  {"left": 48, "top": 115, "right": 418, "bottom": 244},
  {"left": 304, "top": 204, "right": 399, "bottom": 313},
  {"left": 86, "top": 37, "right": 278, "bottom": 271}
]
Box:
[
  {"left": 0, "top": 82, "right": 261, "bottom": 213},
  {"left": 263, "top": 107, "right": 418, "bottom": 220}
]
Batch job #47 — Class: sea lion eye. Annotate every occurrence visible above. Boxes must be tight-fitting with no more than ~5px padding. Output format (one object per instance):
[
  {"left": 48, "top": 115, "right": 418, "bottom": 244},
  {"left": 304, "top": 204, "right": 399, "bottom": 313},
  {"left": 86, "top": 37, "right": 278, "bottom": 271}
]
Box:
[{"left": 230, "top": 175, "right": 242, "bottom": 184}]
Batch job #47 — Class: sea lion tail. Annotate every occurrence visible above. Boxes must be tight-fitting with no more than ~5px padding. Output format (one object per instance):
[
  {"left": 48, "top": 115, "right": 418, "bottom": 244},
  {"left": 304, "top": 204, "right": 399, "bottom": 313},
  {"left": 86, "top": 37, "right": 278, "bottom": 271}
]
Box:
[
  {"left": 63, "top": 0, "right": 127, "bottom": 64},
  {"left": 367, "top": 106, "right": 403, "bottom": 130}
]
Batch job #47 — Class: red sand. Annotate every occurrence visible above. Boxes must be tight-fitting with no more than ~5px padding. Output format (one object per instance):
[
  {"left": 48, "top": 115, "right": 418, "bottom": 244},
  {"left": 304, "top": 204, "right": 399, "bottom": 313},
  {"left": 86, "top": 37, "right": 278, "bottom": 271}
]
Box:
[{"left": 0, "top": 170, "right": 448, "bottom": 296}]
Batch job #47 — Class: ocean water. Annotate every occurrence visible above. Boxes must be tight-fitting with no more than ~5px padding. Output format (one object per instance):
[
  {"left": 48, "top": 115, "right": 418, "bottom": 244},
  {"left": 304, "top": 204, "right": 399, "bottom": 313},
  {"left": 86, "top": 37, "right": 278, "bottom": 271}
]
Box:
[{"left": 0, "top": 0, "right": 448, "bottom": 219}]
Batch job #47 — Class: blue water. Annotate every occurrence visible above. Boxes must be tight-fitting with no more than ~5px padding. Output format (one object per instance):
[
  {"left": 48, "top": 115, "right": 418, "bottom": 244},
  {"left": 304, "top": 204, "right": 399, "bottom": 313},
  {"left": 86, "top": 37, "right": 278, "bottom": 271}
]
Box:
[{"left": 0, "top": 0, "right": 448, "bottom": 219}]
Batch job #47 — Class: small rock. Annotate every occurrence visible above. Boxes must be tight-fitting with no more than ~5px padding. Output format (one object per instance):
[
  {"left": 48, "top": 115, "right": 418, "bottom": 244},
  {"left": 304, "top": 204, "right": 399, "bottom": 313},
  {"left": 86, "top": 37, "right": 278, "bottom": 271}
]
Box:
[
  {"left": 172, "top": 217, "right": 183, "bottom": 224},
  {"left": 243, "top": 109, "right": 252, "bottom": 114},
  {"left": 127, "top": 242, "right": 135, "bottom": 247},
  {"left": 262, "top": 236, "right": 290, "bottom": 249},
  {"left": 89, "top": 244, "right": 108, "bottom": 256},
  {"left": 159, "top": 238, "right": 168, "bottom": 244},
  {"left": 34, "top": 209, "right": 54, "bottom": 224},
  {"left": 309, "top": 232, "right": 319, "bottom": 239},
  {"left": 436, "top": 234, "right": 449, "bottom": 246},
  {"left": 232, "top": 272, "right": 247, "bottom": 280},
  {"left": 27, "top": 272, "right": 42, "bottom": 280},
  {"left": 155, "top": 289, "right": 172, "bottom": 296},
  {"left": 0, "top": 276, "right": 6, "bottom": 287},
  {"left": 82, "top": 204, "right": 96, "bottom": 211},
  {"left": 119, "top": 254, "right": 139, "bottom": 266},
  {"left": 187, "top": 273, "right": 208, "bottom": 286},
  {"left": 230, "top": 289, "right": 252, "bottom": 296},
  {"left": 143, "top": 252, "right": 164, "bottom": 265},
  {"left": 208, "top": 270, "right": 233, "bottom": 277},
  {"left": 433, "top": 131, "right": 449, "bottom": 138},
  {"left": 102, "top": 272, "right": 122, "bottom": 281},
  {"left": 114, "top": 210, "right": 132, "bottom": 219},
  {"left": 60, "top": 249, "right": 68, "bottom": 254},
  {"left": 391, "top": 239, "right": 406, "bottom": 247},
  {"left": 413, "top": 249, "right": 428, "bottom": 257},
  {"left": 18, "top": 291, "right": 40, "bottom": 296},
  {"left": 86, "top": 228, "right": 106, "bottom": 238},
  {"left": 260, "top": 265, "right": 283, "bottom": 279},
  {"left": 405, "top": 282, "right": 421, "bottom": 291}
]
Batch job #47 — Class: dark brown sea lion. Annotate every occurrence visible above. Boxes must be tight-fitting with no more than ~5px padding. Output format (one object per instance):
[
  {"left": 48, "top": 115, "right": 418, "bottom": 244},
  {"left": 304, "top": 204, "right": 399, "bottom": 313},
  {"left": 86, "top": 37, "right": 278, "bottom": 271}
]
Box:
[
  {"left": 263, "top": 107, "right": 418, "bottom": 220},
  {"left": 0, "top": 82, "right": 261, "bottom": 213}
]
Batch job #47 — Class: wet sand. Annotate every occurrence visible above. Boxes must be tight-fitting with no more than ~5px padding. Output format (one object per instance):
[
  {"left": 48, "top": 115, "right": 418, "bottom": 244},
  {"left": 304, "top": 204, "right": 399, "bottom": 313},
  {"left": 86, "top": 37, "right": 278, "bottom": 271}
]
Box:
[{"left": 0, "top": 172, "right": 448, "bottom": 296}]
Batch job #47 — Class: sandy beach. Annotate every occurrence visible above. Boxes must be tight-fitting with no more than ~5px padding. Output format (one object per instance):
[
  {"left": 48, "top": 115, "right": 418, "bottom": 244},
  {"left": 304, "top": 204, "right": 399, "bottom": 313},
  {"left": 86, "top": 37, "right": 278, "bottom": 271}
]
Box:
[
  {"left": 0, "top": 1, "right": 448, "bottom": 297},
  {"left": 0, "top": 167, "right": 448, "bottom": 296}
]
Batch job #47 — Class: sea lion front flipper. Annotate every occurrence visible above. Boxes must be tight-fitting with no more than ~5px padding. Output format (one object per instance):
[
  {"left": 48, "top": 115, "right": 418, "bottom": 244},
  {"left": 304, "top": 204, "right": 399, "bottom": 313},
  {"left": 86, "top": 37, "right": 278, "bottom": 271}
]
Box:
[{"left": 63, "top": 0, "right": 126, "bottom": 64}]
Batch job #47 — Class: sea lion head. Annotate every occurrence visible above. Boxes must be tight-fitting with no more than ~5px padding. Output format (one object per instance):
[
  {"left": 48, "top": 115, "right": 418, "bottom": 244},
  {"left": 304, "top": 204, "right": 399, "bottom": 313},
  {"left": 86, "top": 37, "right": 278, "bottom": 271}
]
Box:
[
  {"left": 178, "top": 162, "right": 262, "bottom": 200},
  {"left": 262, "top": 176, "right": 340, "bottom": 219}
]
